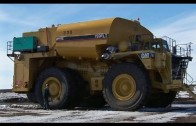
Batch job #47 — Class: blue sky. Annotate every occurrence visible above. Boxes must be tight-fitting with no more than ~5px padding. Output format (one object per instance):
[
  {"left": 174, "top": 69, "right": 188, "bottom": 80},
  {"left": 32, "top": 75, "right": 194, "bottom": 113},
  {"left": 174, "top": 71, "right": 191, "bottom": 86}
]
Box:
[{"left": 0, "top": 4, "right": 196, "bottom": 89}]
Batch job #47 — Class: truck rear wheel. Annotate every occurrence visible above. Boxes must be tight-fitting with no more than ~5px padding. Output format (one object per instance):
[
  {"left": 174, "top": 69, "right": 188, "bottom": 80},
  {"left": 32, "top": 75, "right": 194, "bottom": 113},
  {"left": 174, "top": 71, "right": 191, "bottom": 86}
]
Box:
[
  {"left": 103, "top": 63, "right": 150, "bottom": 111},
  {"left": 145, "top": 91, "right": 177, "bottom": 108},
  {"left": 35, "top": 67, "right": 80, "bottom": 109},
  {"left": 27, "top": 91, "right": 38, "bottom": 103}
]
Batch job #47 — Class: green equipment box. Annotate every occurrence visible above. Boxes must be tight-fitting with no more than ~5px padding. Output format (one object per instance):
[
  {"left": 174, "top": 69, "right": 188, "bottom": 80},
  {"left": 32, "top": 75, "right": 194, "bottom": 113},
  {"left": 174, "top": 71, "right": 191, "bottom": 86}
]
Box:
[{"left": 13, "top": 36, "right": 37, "bottom": 52}]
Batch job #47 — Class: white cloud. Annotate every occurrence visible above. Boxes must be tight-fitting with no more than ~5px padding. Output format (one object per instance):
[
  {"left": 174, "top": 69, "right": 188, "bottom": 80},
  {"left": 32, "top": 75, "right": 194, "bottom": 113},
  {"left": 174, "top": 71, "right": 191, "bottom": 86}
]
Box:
[
  {"left": 0, "top": 10, "right": 9, "bottom": 21},
  {"left": 0, "top": 10, "right": 41, "bottom": 27},
  {"left": 0, "top": 51, "right": 13, "bottom": 89}
]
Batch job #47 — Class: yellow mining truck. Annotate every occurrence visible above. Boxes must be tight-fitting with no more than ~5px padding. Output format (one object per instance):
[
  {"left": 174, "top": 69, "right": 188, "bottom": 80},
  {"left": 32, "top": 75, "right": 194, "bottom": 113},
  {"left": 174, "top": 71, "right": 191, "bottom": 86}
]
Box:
[{"left": 7, "top": 17, "right": 196, "bottom": 110}]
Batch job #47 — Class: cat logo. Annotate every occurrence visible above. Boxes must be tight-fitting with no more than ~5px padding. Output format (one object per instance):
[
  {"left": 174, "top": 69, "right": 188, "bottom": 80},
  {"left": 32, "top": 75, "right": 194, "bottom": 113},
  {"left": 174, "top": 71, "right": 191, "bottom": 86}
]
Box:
[{"left": 139, "top": 52, "right": 155, "bottom": 59}]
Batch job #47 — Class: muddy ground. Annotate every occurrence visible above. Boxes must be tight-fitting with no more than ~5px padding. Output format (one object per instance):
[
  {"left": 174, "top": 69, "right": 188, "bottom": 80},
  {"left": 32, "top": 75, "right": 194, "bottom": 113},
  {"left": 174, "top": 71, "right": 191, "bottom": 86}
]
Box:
[{"left": 1, "top": 91, "right": 196, "bottom": 123}]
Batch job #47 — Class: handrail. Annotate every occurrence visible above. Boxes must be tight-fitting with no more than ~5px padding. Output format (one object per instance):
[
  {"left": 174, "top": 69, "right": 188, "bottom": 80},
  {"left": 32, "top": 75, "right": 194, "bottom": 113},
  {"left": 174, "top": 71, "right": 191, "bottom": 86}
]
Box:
[
  {"left": 183, "top": 71, "right": 196, "bottom": 85},
  {"left": 162, "top": 36, "right": 192, "bottom": 58},
  {"left": 7, "top": 41, "right": 14, "bottom": 62}
]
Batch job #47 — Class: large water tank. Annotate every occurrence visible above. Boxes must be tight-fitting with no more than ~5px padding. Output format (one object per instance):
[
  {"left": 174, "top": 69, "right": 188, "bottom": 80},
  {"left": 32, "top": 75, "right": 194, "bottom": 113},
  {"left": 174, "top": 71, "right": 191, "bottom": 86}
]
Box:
[{"left": 55, "top": 17, "right": 153, "bottom": 59}]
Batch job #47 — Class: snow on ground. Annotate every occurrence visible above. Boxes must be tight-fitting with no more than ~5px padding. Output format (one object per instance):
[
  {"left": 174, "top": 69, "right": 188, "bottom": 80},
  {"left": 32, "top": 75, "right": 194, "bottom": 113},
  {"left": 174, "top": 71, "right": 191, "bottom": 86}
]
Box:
[
  {"left": 0, "top": 91, "right": 196, "bottom": 123},
  {"left": 132, "top": 111, "right": 190, "bottom": 123},
  {"left": 0, "top": 92, "right": 26, "bottom": 100},
  {"left": 0, "top": 104, "right": 195, "bottom": 123},
  {"left": 176, "top": 91, "right": 190, "bottom": 98}
]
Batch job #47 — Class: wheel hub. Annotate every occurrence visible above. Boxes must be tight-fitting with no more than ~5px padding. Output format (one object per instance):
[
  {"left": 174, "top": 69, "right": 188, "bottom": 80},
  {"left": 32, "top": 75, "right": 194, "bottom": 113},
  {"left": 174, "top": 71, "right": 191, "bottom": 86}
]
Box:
[
  {"left": 112, "top": 74, "right": 136, "bottom": 101},
  {"left": 43, "top": 77, "right": 62, "bottom": 100}
]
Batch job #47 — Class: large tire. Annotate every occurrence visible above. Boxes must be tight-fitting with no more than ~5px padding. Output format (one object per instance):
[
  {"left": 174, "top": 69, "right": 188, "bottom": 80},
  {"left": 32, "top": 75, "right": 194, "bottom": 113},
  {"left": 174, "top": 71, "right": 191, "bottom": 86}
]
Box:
[
  {"left": 103, "top": 63, "right": 150, "bottom": 111},
  {"left": 27, "top": 91, "right": 38, "bottom": 103},
  {"left": 79, "top": 94, "right": 106, "bottom": 108},
  {"left": 145, "top": 91, "right": 177, "bottom": 108},
  {"left": 35, "top": 67, "right": 81, "bottom": 109}
]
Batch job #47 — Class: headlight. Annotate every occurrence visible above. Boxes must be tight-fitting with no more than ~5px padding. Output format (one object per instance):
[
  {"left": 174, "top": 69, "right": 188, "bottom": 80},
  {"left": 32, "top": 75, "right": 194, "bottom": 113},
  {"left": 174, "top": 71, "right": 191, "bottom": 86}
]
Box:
[
  {"left": 101, "top": 53, "right": 110, "bottom": 59},
  {"left": 101, "top": 46, "right": 117, "bottom": 60},
  {"left": 106, "top": 46, "right": 117, "bottom": 53}
]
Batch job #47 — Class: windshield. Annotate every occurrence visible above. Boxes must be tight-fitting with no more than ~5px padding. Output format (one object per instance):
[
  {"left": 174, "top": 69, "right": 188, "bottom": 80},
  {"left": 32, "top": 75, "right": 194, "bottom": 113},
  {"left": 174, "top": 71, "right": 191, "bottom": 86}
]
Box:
[
  {"left": 162, "top": 40, "right": 170, "bottom": 52},
  {"left": 151, "top": 42, "right": 160, "bottom": 49},
  {"left": 143, "top": 39, "right": 170, "bottom": 52}
]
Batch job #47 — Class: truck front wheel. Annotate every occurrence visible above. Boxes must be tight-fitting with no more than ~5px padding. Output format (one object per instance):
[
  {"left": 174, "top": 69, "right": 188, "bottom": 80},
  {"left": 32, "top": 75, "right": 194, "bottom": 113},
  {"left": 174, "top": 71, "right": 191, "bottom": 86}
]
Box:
[{"left": 103, "top": 63, "right": 150, "bottom": 111}]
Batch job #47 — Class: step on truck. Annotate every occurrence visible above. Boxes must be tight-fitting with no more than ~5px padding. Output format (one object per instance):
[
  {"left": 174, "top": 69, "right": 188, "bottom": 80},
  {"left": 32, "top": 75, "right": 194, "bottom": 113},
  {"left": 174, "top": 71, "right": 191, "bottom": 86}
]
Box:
[{"left": 7, "top": 17, "right": 196, "bottom": 110}]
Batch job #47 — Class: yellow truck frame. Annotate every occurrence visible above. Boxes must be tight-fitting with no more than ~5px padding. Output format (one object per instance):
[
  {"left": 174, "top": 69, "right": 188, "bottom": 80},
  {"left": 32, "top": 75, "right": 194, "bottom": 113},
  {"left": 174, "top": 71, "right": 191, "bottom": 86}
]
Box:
[{"left": 7, "top": 17, "right": 196, "bottom": 111}]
